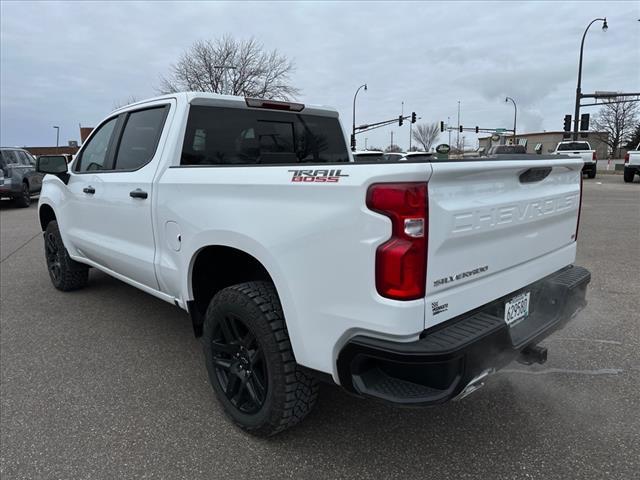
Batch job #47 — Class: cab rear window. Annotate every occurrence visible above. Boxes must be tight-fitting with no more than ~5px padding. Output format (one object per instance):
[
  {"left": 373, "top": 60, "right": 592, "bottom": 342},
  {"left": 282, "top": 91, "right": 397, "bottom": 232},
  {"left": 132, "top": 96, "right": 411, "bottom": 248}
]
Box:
[
  {"left": 181, "top": 106, "right": 349, "bottom": 165},
  {"left": 557, "top": 142, "right": 590, "bottom": 151}
]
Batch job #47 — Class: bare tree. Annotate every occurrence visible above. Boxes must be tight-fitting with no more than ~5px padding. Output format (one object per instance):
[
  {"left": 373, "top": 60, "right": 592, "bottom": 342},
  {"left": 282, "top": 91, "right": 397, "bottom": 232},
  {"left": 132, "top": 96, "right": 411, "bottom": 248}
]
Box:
[
  {"left": 411, "top": 122, "right": 440, "bottom": 151},
  {"left": 592, "top": 98, "right": 639, "bottom": 158},
  {"left": 158, "top": 36, "right": 300, "bottom": 100}
]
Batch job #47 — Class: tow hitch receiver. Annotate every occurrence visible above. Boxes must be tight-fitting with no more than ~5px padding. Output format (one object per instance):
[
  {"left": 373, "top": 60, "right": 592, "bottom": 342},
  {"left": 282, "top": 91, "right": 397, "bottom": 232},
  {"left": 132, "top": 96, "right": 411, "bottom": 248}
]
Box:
[{"left": 517, "top": 345, "right": 548, "bottom": 365}]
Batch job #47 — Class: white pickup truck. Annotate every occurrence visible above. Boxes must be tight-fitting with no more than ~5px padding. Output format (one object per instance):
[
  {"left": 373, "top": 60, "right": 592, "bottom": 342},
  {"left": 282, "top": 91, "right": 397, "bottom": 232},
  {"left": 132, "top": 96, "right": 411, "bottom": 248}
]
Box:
[
  {"left": 624, "top": 143, "right": 640, "bottom": 183},
  {"left": 552, "top": 141, "right": 597, "bottom": 178},
  {"left": 37, "top": 93, "right": 591, "bottom": 436}
]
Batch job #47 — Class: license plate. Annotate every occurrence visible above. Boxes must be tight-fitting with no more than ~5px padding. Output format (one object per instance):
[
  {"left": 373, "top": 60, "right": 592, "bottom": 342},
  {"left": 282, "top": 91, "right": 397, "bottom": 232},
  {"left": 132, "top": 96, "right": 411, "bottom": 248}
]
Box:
[{"left": 504, "top": 292, "right": 530, "bottom": 326}]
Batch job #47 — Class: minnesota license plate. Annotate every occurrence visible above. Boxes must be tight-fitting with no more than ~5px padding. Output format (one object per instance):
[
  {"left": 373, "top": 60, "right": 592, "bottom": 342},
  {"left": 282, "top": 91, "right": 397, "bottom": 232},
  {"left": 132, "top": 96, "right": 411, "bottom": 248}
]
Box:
[{"left": 504, "top": 292, "right": 530, "bottom": 326}]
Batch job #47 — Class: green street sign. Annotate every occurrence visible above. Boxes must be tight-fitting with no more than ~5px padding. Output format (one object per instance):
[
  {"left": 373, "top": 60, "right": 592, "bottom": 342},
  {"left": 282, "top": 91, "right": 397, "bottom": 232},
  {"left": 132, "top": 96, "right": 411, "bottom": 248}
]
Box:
[
  {"left": 495, "top": 128, "right": 507, "bottom": 133},
  {"left": 435, "top": 143, "right": 450, "bottom": 160}
]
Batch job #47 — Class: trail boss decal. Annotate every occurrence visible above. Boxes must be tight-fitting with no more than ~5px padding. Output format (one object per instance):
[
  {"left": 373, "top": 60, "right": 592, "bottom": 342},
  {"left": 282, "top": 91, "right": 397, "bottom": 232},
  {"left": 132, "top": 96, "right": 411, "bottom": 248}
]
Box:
[
  {"left": 433, "top": 265, "right": 489, "bottom": 287},
  {"left": 288, "top": 169, "right": 349, "bottom": 183}
]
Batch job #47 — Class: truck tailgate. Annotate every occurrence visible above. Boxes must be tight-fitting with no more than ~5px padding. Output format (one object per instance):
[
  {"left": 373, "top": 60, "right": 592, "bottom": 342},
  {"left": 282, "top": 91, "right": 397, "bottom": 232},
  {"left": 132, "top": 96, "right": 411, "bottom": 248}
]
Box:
[{"left": 425, "top": 157, "right": 582, "bottom": 328}]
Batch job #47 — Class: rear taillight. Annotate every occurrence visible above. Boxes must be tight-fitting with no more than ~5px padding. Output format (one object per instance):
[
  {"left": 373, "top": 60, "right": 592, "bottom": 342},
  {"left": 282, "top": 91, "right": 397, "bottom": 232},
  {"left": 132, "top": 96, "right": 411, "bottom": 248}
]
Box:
[
  {"left": 592, "top": 152, "right": 597, "bottom": 161},
  {"left": 366, "top": 182, "right": 427, "bottom": 300},
  {"left": 625, "top": 153, "right": 630, "bottom": 164},
  {"left": 574, "top": 174, "right": 583, "bottom": 241}
]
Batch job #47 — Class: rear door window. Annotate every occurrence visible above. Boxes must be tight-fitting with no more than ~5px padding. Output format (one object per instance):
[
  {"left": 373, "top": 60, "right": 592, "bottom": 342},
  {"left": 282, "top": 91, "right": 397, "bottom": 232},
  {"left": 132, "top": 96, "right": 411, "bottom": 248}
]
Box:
[
  {"left": 1, "top": 150, "right": 19, "bottom": 165},
  {"left": 113, "top": 106, "right": 169, "bottom": 171},
  {"left": 181, "top": 106, "right": 349, "bottom": 165}
]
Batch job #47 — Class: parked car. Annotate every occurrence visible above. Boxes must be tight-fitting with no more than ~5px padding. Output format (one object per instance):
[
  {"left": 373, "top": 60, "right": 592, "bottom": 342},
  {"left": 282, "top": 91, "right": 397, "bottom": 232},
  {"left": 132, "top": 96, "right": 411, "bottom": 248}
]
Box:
[
  {"left": 401, "top": 151, "right": 436, "bottom": 161},
  {"left": 488, "top": 145, "right": 527, "bottom": 155},
  {"left": 352, "top": 150, "right": 385, "bottom": 162},
  {"left": 37, "top": 92, "right": 591, "bottom": 436},
  {"left": 0, "top": 147, "right": 43, "bottom": 207},
  {"left": 382, "top": 152, "right": 405, "bottom": 162},
  {"left": 552, "top": 141, "right": 597, "bottom": 178},
  {"left": 623, "top": 143, "right": 640, "bottom": 183}
]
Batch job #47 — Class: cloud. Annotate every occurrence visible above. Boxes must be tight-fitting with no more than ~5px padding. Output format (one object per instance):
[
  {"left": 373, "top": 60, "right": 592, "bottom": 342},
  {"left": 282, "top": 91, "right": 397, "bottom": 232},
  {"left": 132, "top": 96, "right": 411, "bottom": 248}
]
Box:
[{"left": 1, "top": 1, "right": 638, "bottom": 149}]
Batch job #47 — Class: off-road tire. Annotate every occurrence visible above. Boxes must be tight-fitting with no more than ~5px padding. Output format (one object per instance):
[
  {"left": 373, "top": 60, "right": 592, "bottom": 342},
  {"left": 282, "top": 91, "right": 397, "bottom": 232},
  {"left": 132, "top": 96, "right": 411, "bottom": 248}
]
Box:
[
  {"left": 44, "top": 221, "right": 89, "bottom": 291},
  {"left": 202, "top": 281, "right": 319, "bottom": 436},
  {"left": 14, "top": 182, "right": 31, "bottom": 208}
]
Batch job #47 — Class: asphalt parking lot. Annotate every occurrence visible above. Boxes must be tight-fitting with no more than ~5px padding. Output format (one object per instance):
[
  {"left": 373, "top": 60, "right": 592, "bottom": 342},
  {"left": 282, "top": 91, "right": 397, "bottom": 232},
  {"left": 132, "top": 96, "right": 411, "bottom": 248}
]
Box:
[{"left": 1, "top": 174, "right": 639, "bottom": 479}]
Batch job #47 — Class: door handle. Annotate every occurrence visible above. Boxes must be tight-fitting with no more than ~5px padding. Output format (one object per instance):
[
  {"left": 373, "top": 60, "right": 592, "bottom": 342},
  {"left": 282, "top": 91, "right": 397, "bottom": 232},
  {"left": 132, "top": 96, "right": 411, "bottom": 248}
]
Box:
[
  {"left": 83, "top": 186, "right": 95, "bottom": 194},
  {"left": 129, "top": 188, "right": 148, "bottom": 199}
]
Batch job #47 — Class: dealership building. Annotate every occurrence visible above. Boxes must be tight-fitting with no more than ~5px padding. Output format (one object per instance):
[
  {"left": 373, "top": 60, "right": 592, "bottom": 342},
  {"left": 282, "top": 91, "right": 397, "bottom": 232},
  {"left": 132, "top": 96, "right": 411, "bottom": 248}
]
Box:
[{"left": 478, "top": 131, "right": 609, "bottom": 159}]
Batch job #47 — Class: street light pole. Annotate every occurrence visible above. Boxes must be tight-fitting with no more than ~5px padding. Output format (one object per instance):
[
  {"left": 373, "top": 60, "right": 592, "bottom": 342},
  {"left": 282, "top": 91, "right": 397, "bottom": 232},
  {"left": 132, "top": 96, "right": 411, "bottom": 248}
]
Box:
[
  {"left": 53, "top": 126, "right": 60, "bottom": 148},
  {"left": 505, "top": 96, "right": 517, "bottom": 142},
  {"left": 352, "top": 83, "right": 367, "bottom": 151},
  {"left": 573, "top": 17, "right": 607, "bottom": 140}
]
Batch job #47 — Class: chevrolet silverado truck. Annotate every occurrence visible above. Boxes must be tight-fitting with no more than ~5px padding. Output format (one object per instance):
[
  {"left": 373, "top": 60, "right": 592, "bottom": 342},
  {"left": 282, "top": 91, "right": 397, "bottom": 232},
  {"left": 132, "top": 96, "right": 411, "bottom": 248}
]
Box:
[
  {"left": 552, "top": 141, "right": 597, "bottom": 178},
  {"left": 624, "top": 143, "right": 640, "bottom": 183},
  {"left": 37, "top": 93, "right": 591, "bottom": 436}
]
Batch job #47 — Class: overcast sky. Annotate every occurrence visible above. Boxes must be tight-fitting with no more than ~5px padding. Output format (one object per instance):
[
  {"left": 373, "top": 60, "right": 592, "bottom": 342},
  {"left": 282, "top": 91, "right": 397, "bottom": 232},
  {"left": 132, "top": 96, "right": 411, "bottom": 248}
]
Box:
[{"left": 1, "top": 1, "right": 638, "bottom": 150}]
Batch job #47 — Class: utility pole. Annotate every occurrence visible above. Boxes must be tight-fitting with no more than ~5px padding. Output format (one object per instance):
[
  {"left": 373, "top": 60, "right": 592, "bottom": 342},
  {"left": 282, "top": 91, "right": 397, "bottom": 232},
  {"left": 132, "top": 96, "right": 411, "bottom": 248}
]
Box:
[
  {"left": 409, "top": 122, "right": 412, "bottom": 151},
  {"left": 447, "top": 116, "right": 451, "bottom": 146},
  {"left": 457, "top": 101, "right": 461, "bottom": 151},
  {"left": 390, "top": 131, "right": 394, "bottom": 149}
]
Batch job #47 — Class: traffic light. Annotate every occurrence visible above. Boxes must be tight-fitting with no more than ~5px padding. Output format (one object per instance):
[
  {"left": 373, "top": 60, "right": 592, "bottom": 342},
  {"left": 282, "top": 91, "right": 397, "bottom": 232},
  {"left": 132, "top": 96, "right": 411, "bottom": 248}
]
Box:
[
  {"left": 563, "top": 114, "right": 572, "bottom": 132},
  {"left": 459, "top": 125, "right": 463, "bottom": 133},
  {"left": 580, "top": 113, "right": 590, "bottom": 131},
  {"left": 440, "top": 121, "right": 445, "bottom": 132},
  {"left": 411, "top": 112, "right": 417, "bottom": 123},
  {"left": 399, "top": 115, "right": 403, "bottom": 126},
  {"left": 475, "top": 126, "right": 479, "bottom": 134}
]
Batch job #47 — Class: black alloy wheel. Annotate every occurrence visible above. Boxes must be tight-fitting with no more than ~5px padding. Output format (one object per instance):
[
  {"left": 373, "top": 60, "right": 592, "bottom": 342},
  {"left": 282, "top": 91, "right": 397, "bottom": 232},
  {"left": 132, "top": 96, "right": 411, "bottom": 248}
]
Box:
[
  {"left": 45, "top": 230, "right": 62, "bottom": 283},
  {"left": 210, "top": 313, "right": 268, "bottom": 414}
]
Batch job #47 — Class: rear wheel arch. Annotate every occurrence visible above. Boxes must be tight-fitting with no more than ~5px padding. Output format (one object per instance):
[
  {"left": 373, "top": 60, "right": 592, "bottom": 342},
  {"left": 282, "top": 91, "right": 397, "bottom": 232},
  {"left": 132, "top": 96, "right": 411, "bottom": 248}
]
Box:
[
  {"left": 39, "top": 203, "right": 57, "bottom": 231},
  {"left": 188, "top": 245, "right": 277, "bottom": 337}
]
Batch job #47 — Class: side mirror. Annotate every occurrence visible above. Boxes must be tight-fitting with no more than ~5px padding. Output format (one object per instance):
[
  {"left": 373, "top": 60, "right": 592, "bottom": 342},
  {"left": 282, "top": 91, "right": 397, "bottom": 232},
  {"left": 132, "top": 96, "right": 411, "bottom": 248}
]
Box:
[{"left": 36, "top": 155, "right": 70, "bottom": 184}]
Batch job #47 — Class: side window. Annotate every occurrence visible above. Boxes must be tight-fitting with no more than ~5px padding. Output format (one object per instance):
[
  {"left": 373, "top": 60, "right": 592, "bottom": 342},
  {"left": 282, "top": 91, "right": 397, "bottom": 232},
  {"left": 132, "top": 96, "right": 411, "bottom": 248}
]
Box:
[
  {"left": 113, "top": 106, "right": 168, "bottom": 171},
  {"left": 76, "top": 117, "right": 118, "bottom": 172},
  {"left": 2, "top": 150, "right": 19, "bottom": 164},
  {"left": 16, "top": 151, "right": 32, "bottom": 165}
]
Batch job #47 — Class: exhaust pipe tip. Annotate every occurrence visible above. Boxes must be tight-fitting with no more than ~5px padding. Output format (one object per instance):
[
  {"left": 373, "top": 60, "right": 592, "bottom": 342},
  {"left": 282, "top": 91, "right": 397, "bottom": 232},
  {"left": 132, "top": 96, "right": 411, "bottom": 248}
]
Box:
[{"left": 453, "top": 368, "right": 495, "bottom": 401}]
